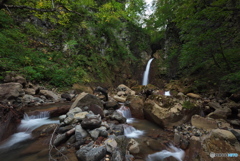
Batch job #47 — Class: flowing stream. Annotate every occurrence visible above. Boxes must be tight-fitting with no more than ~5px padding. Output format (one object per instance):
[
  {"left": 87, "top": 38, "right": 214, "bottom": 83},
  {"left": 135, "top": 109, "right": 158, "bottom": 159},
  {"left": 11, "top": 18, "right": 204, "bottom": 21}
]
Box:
[
  {"left": 117, "top": 103, "right": 184, "bottom": 160},
  {"left": 0, "top": 111, "right": 58, "bottom": 161},
  {"left": 142, "top": 58, "right": 154, "bottom": 85}
]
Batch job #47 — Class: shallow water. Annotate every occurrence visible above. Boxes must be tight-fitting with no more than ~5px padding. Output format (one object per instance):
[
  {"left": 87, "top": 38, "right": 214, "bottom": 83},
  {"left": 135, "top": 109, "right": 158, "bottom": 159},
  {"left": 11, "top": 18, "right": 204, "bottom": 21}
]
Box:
[{"left": 0, "top": 110, "right": 59, "bottom": 161}]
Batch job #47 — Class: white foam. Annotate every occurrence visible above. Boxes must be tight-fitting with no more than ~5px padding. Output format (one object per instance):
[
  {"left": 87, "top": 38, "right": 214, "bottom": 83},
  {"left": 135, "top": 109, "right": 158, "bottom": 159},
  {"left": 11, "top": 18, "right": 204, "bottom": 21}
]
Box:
[
  {"left": 146, "top": 144, "right": 185, "bottom": 161},
  {"left": 124, "top": 126, "right": 144, "bottom": 138}
]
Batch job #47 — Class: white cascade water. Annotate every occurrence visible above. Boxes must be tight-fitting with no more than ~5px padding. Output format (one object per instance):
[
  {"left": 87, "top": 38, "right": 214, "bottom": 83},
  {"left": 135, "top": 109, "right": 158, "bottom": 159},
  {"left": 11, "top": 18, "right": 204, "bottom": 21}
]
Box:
[
  {"left": 146, "top": 144, "right": 185, "bottom": 161},
  {"left": 0, "top": 111, "right": 58, "bottom": 149},
  {"left": 117, "top": 105, "right": 144, "bottom": 138},
  {"left": 164, "top": 91, "right": 171, "bottom": 96},
  {"left": 142, "top": 58, "right": 154, "bottom": 85}
]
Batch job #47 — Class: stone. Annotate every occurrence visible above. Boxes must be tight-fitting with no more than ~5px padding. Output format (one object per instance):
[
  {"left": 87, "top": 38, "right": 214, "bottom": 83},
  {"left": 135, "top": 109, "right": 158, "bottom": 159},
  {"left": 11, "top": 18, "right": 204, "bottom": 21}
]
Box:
[
  {"left": 59, "top": 115, "right": 67, "bottom": 122},
  {"left": 104, "top": 138, "right": 118, "bottom": 153},
  {"left": 40, "top": 89, "right": 60, "bottom": 102},
  {"left": 128, "top": 139, "right": 140, "bottom": 154},
  {"left": 111, "top": 125, "right": 124, "bottom": 136},
  {"left": 32, "top": 124, "right": 58, "bottom": 138},
  {"left": 117, "top": 91, "right": 126, "bottom": 96},
  {"left": 117, "top": 84, "right": 135, "bottom": 95},
  {"left": 191, "top": 115, "right": 218, "bottom": 130},
  {"left": 207, "top": 107, "right": 231, "bottom": 119},
  {"left": 0, "top": 83, "right": 24, "bottom": 103},
  {"left": 110, "top": 111, "right": 126, "bottom": 123},
  {"left": 68, "top": 107, "right": 82, "bottom": 114},
  {"left": 89, "top": 129, "right": 100, "bottom": 140},
  {"left": 126, "top": 95, "right": 144, "bottom": 119},
  {"left": 74, "top": 112, "right": 89, "bottom": 121},
  {"left": 105, "top": 98, "right": 119, "bottom": 109},
  {"left": 174, "top": 133, "right": 181, "bottom": 145},
  {"left": 208, "top": 101, "right": 222, "bottom": 109},
  {"left": 24, "top": 88, "right": 36, "bottom": 95},
  {"left": 75, "top": 124, "right": 88, "bottom": 140},
  {"left": 88, "top": 104, "right": 104, "bottom": 118},
  {"left": 186, "top": 93, "right": 201, "bottom": 99},
  {"left": 111, "top": 149, "right": 124, "bottom": 161},
  {"left": 53, "top": 133, "right": 68, "bottom": 146},
  {"left": 76, "top": 142, "right": 107, "bottom": 161},
  {"left": 81, "top": 115, "right": 102, "bottom": 129},
  {"left": 113, "top": 95, "right": 127, "bottom": 102}
]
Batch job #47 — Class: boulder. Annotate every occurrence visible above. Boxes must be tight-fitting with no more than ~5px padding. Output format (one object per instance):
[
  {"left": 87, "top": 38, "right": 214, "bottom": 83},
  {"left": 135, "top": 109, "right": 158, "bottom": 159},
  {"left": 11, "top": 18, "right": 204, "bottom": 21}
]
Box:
[
  {"left": 191, "top": 115, "right": 231, "bottom": 130},
  {"left": 76, "top": 142, "right": 106, "bottom": 161},
  {"left": 105, "top": 97, "right": 119, "bottom": 109},
  {"left": 40, "top": 90, "right": 60, "bottom": 102},
  {"left": 32, "top": 124, "right": 58, "bottom": 138},
  {"left": 117, "top": 84, "right": 135, "bottom": 95},
  {"left": 144, "top": 99, "right": 200, "bottom": 128},
  {"left": 126, "top": 95, "right": 144, "bottom": 119},
  {"left": 4, "top": 74, "right": 26, "bottom": 85},
  {"left": 0, "top": 83, "right": 24, "bottom": 103},
  {"left": 207, "top": 107, "right": 231, "bottom": 119},
  {"left": 70, "top": 92, "right": 103, "bottom": 110}
]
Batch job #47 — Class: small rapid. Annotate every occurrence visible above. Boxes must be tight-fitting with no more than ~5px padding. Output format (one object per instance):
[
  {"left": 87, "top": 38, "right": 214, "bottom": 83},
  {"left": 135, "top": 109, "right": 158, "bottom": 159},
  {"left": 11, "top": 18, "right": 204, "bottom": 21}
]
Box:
[
  {"left": 0, "top": 111, "right": 58, "bottom": 150},
  {"left": 117, "top": 105, "right": 144, "bottom": 138},
  {"left": 146, "top": 144, "right": 185, "bottom": 161}
]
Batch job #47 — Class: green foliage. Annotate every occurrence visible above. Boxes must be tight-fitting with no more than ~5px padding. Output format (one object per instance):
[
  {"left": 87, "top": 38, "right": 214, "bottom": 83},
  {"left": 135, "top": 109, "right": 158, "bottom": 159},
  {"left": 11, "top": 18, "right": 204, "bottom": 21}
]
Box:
[{"left": 182, "top": 101, "right": 195, "bottom": 109}]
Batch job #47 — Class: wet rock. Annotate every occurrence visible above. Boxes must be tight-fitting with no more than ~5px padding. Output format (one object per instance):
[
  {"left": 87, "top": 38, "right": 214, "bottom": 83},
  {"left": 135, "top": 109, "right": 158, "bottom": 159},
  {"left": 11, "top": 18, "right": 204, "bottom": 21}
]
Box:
[
  {"left": 76, "top": 142, "right": 107, "bottom": 161},
  {"left": 81, "top": 114, "right": 102, "bottom": 129},
  {"left": 59, "top": 115, "right": 67, "bottom": 122},
  {"left": 57, "top": 125, "right": 74, "bottom": 134},
  {"left": 53, "top": 133, "right": 68, "bottom": 146},
  {"left": 110, "top": 111, "right": 126, "bottom": 123},
  {"left": 230, "top": 129, "right": 240, "bottom": 142},
  {"left": 111, "top": 124, "right": 124, "bottom": 136},
  {"left": 75, "top": 124, "right": 88, "bottom": 140},
  {"left": 128, "top": 139, "right": 140, "bottom": 154},
  {"left": 104, "top": 138, "right": 118, "bottom": 153},
  {"left": 127, "top": 95, "right": 144, "bottom": 119},
  {"left": 32, "top": 124, "right": 58, "bottom": 138}
]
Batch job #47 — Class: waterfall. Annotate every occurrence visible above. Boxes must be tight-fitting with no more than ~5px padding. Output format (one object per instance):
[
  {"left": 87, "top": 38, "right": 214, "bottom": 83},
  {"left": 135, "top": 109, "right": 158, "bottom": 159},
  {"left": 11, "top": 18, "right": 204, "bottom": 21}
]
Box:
[
  {"left": 0, "top": 111, "right": 58, "bottom": 149},
  {"left": 142, "top": 58, "right": 154, "bottom": 85}
]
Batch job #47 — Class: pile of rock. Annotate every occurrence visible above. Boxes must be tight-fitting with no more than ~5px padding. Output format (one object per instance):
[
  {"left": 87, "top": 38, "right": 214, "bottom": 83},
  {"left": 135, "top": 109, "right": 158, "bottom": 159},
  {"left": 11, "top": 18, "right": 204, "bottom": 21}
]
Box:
[{"left": 51, "top": 91, "right": 139, "bottom": 161}]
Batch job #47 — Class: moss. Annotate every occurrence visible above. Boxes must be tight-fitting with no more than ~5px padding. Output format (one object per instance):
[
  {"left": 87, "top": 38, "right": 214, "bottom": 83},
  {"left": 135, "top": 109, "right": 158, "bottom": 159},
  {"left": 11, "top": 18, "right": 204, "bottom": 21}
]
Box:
[{"left": 182, "top": 101, "right": 195, "bottom": 109}]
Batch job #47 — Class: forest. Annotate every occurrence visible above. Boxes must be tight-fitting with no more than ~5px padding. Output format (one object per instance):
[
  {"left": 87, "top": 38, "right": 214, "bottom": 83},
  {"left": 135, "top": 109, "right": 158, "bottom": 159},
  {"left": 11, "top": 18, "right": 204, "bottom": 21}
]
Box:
[{"left": 0, "top": 0, "right": 240, "bottom": 94}]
